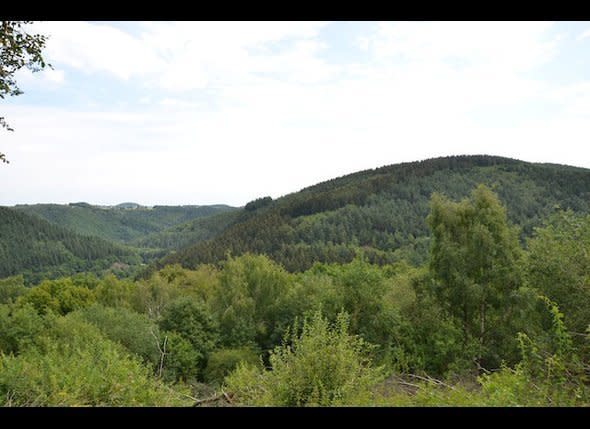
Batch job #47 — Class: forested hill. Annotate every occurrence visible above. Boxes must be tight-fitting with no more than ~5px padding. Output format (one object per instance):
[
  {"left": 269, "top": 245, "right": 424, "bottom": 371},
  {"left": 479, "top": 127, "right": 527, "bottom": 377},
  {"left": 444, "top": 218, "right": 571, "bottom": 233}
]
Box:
[
  {"left": 0, "top": 207, "right": 141, "bottom": 284},
  {"left": 14, "top": 203, "right": 237, "bottom": 245},
  {"left": 154, "top": 155, "right": 590, "bottom": 273},
  {"left": 132, "top": 209, "right": 244, "bottom": 251}
]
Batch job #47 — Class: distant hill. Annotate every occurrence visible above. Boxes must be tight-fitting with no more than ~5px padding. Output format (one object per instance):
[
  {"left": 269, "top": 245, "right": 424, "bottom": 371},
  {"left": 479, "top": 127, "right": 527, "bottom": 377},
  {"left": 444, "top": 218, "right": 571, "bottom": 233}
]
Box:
[
  {"left": 132, "top": 209, "right": 244, "bottom": 252},
  {"left": 14, "top": 203, "right": 238, "bottom": 246},
  {"left": 0, "top": 207, "right": 141, "bottom": 284},
  {"left": 153, "top": 155, "right": 590, "bottom": 274}
]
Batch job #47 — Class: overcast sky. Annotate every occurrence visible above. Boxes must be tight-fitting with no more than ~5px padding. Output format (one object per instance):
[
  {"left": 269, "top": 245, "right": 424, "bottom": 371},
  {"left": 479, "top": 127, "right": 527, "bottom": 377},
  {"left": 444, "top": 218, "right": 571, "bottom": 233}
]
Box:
[{"left": 1, "top": 21, "right": 590, "bottom": 207}]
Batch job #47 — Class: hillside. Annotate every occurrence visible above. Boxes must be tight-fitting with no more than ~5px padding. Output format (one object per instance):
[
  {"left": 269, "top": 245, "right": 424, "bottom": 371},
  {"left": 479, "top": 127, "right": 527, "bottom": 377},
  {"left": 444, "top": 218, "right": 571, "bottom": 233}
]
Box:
[
  {"left": 14, "top": 203, "right": 237, "bottom": 246},
  {"left": 0, "top": 207, "right": 141, "bottom": 284},
  {"left": 154, "top": 155, "right": 590, "bottom": 273},
  {"left": 131, "top": 209, "right": 244, "bottom": 251}
]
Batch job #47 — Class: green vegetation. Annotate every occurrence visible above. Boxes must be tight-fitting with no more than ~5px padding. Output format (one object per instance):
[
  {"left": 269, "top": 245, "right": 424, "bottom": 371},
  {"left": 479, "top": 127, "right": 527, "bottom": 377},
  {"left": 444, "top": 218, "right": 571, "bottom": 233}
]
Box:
[
  {"left": 157, "top": 155, "right": 590, "bottom": 273},
  {"left": 0, "top": 203, "right": 238, "bottom": 284},
  {"left": 133, "top": 209, "right": 242, "bottom": 252},
  {"left": 0, "top": 207, "right": 141, "bottom": 284},
  {"left": 1, "top": 180, "right": 590, "bottom": 406},
  {"left": 15, "top": 203, "right": 237, "bottom": 247},
  {"left": 225, "top": 312, "right": 384, "bottom": 406}
]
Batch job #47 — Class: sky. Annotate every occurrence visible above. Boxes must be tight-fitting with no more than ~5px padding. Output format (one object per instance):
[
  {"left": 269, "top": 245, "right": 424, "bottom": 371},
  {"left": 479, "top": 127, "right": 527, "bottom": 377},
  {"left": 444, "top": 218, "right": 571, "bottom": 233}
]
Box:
[{"left": 1, "top": 21, "right": 590, "bottom": 207}]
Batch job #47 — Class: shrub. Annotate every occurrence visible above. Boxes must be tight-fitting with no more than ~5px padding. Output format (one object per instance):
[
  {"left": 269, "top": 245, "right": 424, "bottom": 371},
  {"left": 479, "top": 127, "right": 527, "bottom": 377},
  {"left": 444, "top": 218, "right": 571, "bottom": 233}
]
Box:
[
  {"left": 204, "top": 347, "right": 261, "bottom": 385},
  {"left": 76, "top": 304, "right": 161, "bottom": 369},
  {"left": 0, "top": 314, "right": 190, "bottom": 406},
  {"left": 225, "top": 311, "right": 384, "bottom": 406}
]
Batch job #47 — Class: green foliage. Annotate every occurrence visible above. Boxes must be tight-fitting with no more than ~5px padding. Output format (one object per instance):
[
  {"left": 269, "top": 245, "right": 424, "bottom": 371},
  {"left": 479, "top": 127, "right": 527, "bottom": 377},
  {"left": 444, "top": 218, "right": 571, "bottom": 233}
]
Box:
[
  {"left": 131, "top": 273, "right": 183, "bottom": 319},
  {"left": 159, "top": 330, "right": 201, "bottom": 383},
  {"left": 204, "top": 347, "right": 261, "bottom": 385},
  {"left": 527, "top": 210, "right": 590, "bottom": 335},
  {"left": 17, "top": 277, "right": 95, "bottom": 315},
  {"left": 3, "top": 174, "right": 590, "bottom": 406},
  {"left": 15, "top": 203, "right": 237, "bottom": 250},
  {"left": 0, "top": 303, "right": 46, "bottom": 355},
  {"left": 0, "top": 313, "right": 190, "bottom": 406},
  {"left": 461, "top": 297, "right": 588, "bottom": 407},
  {"left": 0, "top": 207, "right": 141, "bottom": 283},
  {"left": 159, "top": 156, "right": 590, "bottom": 273},
  {"left": 427, "top": 184, "right": 526, "bottom": 369},
  {"left": 0, "top": 275, "right": 27, "bottom": 304},
  {"left": 225, "top": 311, "right": 384, "bottom": 406},
  {"left": 131, "top": 264, "right": 221, "bottom": 320},
  {"left": 211, "top": 254, "right": 296, "bottom": 350},
  {"left": 94, "top": 274, "right": 136, "bottom": 309},
  {"left": 401, "top": 280, "right": 468, "bottom": 377},
  {"left": 157, "top": 263, "right": 220, "bottom": 303},
  {"left": 76, "top": 303, "right": 161, "bottom": 368},
  {"left": 0, "top": 21, "right": 49, "bottom": 100},
  {"left": 245, "top": 196, "right": 273, "bottom": 211},
  {"left": 158, "top": 297, "right": 219, "bottom": 374}
]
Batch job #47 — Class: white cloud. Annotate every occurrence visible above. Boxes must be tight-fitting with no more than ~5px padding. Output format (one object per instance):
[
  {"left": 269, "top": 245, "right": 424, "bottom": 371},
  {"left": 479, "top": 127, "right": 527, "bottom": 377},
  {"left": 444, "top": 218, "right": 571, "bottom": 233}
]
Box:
[
  {"left": 363, "top": 21, "right": 557, "bottom": 73},
  {"left": 577, "top": 28, "right": 590, "bottom": 40},
  {"left": 36, "top": 21, "right": 331, "bottom": 91},
  {"left": 37, "top": 21, "right": 162, "bottom": 80},
  {"left": 3, "top": 21, "right": 590, "bottom": 206}
]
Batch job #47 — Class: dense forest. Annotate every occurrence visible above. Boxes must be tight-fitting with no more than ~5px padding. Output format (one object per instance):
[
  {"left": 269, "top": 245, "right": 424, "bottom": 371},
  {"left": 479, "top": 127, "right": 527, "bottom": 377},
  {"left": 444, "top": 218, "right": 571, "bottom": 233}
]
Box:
[
  {"left": 133, "top": 209, "right": 243, "bottom": 253},
  {"left": 0, "top": 207, "right": 141, "bottom": 284},
  {"left": 0, "top": 204, "right": 238, "bottom": 284},
  {"left": 1, "top": 175, "right": 590, "bottom": 406},
  {"left": 15, "top": 203, "right": 237, "bottom": 247},
  {"left": 154, "top": 155, "right": 590, "bottom": 274}
]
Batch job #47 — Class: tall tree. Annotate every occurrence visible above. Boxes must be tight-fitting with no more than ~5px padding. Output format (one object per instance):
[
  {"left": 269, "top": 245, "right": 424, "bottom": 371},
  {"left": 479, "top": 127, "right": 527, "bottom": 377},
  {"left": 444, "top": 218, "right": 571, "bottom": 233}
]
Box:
[
  {"left": 427, "top": 184, "right": 524, "bottom": 369},
  {"left": 1, "top": 21, "right": 50, "bottom": 163}
]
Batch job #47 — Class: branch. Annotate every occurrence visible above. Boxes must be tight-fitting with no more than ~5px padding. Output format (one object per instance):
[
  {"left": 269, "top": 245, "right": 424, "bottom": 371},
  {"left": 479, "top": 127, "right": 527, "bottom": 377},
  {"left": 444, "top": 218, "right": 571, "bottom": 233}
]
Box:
[
  {"left": 149, "top": 327, "right": 167, "bottom": 379},
  {"left": 405, "top": 373, "right": 457, "bottom": 391},
  {"left": 192, "top": 390, "right": 234, "bottom": 407}
]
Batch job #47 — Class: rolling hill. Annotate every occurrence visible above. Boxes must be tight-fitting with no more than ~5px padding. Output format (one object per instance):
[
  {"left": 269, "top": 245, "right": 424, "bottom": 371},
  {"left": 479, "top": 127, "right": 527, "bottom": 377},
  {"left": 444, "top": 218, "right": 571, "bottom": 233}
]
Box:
[
  {"left": 152, "top": 155, "right": 590, "bottom": 274},
  {"left": 0, "top": 206, "right": 142, "bottom": 284},
  {"left": 14, "top": 203, "right": 237, "bottom": 246}
]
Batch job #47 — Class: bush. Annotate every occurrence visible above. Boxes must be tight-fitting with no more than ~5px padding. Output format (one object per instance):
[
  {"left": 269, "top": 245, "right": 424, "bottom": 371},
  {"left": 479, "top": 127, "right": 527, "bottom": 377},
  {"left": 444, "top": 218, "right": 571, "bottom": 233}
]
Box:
[
  {"left": 204, "top": 347, "right": 261, "bottom": 385},
  {"left": 224, "top": 311, "right": 384, "bottom": 406},
  {"left": 0, "top": 314, "right": 190, "bottom": 406},
  {"left": 76, "top": 304, "right": 161, "bottom": 369}
]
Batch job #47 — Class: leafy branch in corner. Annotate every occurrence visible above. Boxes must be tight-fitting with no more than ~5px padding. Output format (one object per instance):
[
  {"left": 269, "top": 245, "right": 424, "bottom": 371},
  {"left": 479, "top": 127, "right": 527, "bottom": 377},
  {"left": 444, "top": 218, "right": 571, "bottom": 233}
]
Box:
[{"left": 1, "top": 20, "right": 51, "bottom": 163}]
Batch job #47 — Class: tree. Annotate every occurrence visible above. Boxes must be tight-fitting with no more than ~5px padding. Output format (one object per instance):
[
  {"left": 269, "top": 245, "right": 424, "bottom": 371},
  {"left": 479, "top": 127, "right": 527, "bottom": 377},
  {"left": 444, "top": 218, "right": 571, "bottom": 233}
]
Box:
[
  {"left": 426, "top": 184, "right": 525, "bottom": 370},
  {"left": 158, "top": 297, "right": 219, "bottom": 377},
  {"left": 1, "top": 21, "right": 50, "bottom": 163},
  {"left": 211, "top": 254, "right": 294, "bottom": 350}
]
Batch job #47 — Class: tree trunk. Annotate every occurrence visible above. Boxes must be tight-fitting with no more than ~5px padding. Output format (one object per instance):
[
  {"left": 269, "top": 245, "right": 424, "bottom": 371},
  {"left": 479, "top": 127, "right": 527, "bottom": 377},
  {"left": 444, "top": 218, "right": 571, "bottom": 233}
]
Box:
[{"left": 478, "top": 301, "right": 485, "bottom": 371}]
